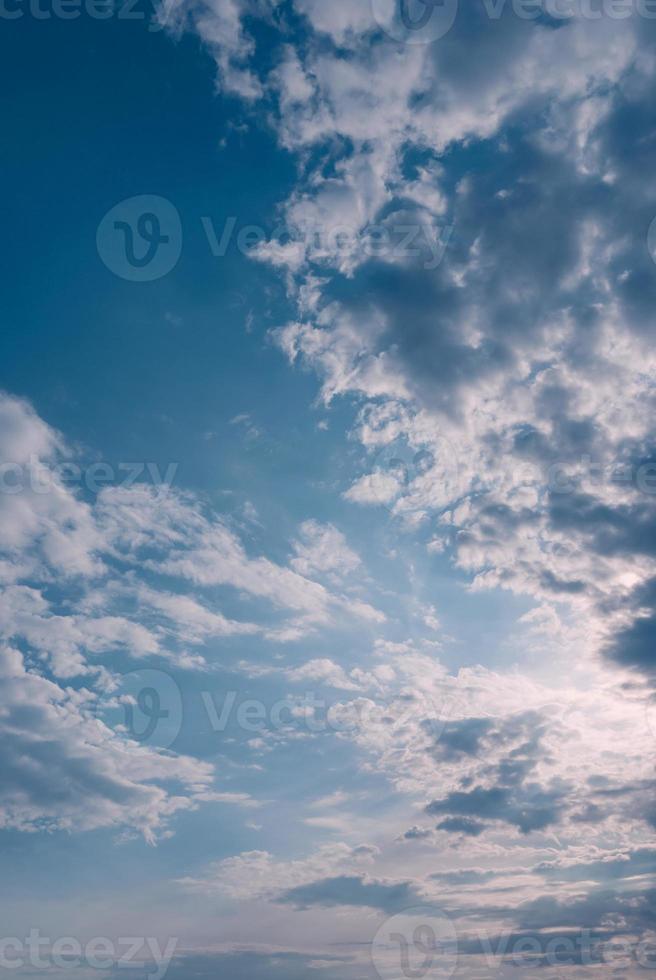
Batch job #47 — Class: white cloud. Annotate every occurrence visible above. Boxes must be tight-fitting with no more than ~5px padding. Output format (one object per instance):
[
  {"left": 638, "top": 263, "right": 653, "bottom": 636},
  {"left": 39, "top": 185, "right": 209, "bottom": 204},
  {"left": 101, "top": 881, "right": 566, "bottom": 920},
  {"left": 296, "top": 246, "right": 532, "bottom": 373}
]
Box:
[
  {"left": 290, "top": 520, "right": 361, "bottom": 579},
  {"left": 0, "top": 644, "right": 213, "bottom": 840},
  {"left": 0, "top": 393, "right": 386, "bottom": 840},
  {"left": 285, "top": 658, "right": 362, "bottom": 691},
  {"left": 178, "top": 841, "right": 380, "bottom": 900},
  {"left": 343, "top": 471, "right": 403, "bottom": 506}
]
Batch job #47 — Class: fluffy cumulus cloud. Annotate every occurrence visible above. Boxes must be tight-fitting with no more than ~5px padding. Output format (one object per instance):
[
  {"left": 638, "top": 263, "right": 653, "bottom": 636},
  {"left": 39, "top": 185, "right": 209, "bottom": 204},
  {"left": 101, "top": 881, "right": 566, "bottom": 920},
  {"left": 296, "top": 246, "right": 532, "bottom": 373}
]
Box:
[
  {"left": 0, "top": 643, "right": 212, "bottom": 840},
  {"left": 290, "top": 520, "right": 361, "bottom": 580},
  {"left": 154, "top": 0, "right": 656, "bottom": 682},
  {"left": 0, "top": 393, "right": 383, "bottom": 838}
]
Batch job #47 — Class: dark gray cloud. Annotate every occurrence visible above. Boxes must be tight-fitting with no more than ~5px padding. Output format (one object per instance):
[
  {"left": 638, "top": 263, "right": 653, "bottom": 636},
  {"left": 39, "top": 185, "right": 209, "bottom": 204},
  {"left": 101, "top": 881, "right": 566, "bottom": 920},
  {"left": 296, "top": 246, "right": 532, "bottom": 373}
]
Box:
[
  {"left": 427, "top": 712, "right": 570, "bottom": 835},
  {"left": 452, "top": 881, "right": 656, "bottom": 956},
  {"left": 429, "top": 867, "right": 500, "bottom": 885},
  {"left": 400, "top": 824, "right": 434, "bottom": 840},
  {"left": 436, "top": 816, "right": 488, "bottom": 836},
  {"left": 277, "top": 874, "right": 424, "bottom": 912},
  {"left": 427, "top": 716, "right": 492, "bottom": 758},
  {"left": 605, "top": 607, "right": 656, "bottom": 672},
  {"left": 513, "top": 886, "right": 656, "bottom": 934},
  {"left": 429, "top": 781, "right": 567, "bottom": 835}
]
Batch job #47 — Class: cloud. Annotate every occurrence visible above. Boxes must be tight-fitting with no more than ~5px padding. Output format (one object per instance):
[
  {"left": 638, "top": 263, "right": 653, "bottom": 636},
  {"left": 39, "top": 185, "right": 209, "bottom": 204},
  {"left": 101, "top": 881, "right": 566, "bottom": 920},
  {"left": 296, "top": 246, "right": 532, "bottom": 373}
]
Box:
[
  {"left": 156, "top": 0, "right": 263, "bottom": 98},
  {"left": 535, "top": 847, "right": 656, "bottom": 883},
  {"left": 430, "top": 783, "right": 567, "bottom": 835},
  {"left": 105, "top": 949, "right": 362, "bottom": 980},
  {"left": 178, "top": 842, "right": 384, "bottom": 901},
  {"left": 0, "top": 645, "right": 212, "bottom": 840},
  {"left": 168, "top": 0, "right": 656, "bottom": 699},
  {"left": 0, "top": 393, "right": 383, "bottom": 679},
  {"left": 431, "top": 717, "right": 493, "bottom": 759},
  {"left": 284, "top": 658, "right": 363, "bottom": 691},
  {"left": 109, "top": 498, "right": 383, "bottom": 632},
  {"left": 0, "top": 393, "right": 388, "bottom": 839},
  {"left": 399, "top": 825, "right": 434, "bottom": 841},
  {"left": 277, "top": 874, "right": 424, "bottom": 913},
  {"left": 435, "top": 817, "right": 488, "bottom": 837},
  {"left": 426, "top": 712, "right": 570, "bottom": 833},
  {"left": 290, "top": 520, "right": 361, "bottom": 580},
  {"left": 0, "top": 392, "right": 102, "bottom": 578},
  {"left": 12, "top": 0, "right": 656, "bottom": 955}
]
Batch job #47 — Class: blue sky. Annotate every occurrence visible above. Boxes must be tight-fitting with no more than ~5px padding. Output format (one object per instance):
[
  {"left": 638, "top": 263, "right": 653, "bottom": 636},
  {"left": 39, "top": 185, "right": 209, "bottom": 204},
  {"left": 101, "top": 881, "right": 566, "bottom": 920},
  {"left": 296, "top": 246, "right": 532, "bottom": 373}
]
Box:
[{"left": 2, "top": 1, "right": 656, "bottom": 978}]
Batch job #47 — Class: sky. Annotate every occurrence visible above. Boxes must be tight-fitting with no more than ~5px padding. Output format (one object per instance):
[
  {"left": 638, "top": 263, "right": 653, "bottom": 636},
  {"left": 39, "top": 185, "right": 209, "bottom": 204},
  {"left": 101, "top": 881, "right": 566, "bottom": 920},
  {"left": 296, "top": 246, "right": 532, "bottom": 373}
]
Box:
[{"left": 2, "top": 0, "right": 656, "bottom": 978}]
